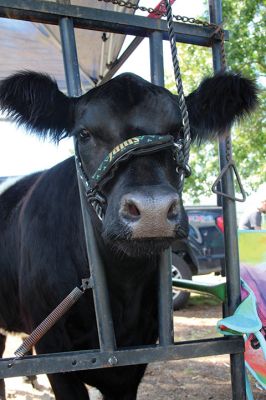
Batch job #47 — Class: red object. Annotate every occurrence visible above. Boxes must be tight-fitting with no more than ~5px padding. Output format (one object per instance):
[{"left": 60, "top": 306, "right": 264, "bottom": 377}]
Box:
[
  {"left": 219, "top": 325, "right": 227, "bottom": 331},
  {"left": 216, "top": 215, "right": 224, "bottom": 233},
  {"left": 148, "top": 0, "right": 176, "bottom": 19}
]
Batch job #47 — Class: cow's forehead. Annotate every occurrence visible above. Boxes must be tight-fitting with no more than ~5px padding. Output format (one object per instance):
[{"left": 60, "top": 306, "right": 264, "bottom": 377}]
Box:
[
  {"left": 76, "top": 73, "right": 182, "bottom": 137},
  {"left": 91, "top": 73, "right": 176, "bottom": 105}
]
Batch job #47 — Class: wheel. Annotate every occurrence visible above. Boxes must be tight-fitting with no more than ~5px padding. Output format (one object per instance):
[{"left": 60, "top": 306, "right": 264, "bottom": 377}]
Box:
[{"left": 172, "top": 253, "right": 192, "bottom": 310}]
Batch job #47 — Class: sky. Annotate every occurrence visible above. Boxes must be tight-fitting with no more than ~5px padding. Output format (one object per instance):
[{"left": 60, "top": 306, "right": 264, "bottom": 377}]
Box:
[{"left": 0, "top": 0, "right": 207, "bottom": 177}]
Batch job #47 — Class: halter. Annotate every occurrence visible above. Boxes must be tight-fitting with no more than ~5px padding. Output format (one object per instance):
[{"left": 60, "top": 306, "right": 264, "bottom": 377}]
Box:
[
  {"left": 75, "top": 134, "right": 191, "bottom": 221},
  {"left": 75, "top": 1, "right": 192, "bottom": 222}
]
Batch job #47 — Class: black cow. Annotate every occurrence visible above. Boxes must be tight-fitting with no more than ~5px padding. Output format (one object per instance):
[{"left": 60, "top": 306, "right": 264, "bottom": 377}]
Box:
[{"left": 0, "top": 71, "right": 257, "bottom": 400}]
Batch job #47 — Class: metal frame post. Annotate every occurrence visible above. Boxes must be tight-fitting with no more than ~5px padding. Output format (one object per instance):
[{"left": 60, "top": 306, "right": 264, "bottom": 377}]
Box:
[
  {"left": 209, "top": 1, "right": 246, "bottom": 398},
  {"left": 150, "top": 31, "right": 165, "bottom": 86},
  {"left": 0, "top": 4, "right": 247, "bottom": 398},
  {"left": 58, "top": 7, "right": 116, "bottom": 352},
  {"left": 150, "top": 31, "right": 174, "bottom": 346}
]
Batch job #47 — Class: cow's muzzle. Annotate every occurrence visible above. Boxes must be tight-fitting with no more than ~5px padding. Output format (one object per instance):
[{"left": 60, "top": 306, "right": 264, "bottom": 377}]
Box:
[
  {"left": 119, "top": 187, "right": 183, "bottom": 239},
  {"left": 76, "top": 134, "right": 191, "bottom": 222}
]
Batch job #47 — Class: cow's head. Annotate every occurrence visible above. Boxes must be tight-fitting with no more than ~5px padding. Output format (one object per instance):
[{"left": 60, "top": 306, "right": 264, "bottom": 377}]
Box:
[{"left": 0, "top": 72, "right": 257, "bottom": 257}]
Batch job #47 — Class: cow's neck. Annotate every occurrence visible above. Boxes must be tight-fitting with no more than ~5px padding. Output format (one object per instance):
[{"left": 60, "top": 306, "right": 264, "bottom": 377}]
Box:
[
  {"left": 92, "top": 231, "right": 159, "bottom": 346},
  {"left": 93, "top": 227, "right": 158, "bottom": 288}
]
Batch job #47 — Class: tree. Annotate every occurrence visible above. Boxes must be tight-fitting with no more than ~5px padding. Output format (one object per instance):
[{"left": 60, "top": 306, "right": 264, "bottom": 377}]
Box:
[{"left": 165, "top": 0, "right": 266, "bottom": 204}]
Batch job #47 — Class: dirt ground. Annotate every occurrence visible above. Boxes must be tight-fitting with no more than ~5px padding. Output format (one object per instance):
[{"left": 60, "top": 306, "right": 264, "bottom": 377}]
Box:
[{"left": 2, "top": 294, "right": 266, "bottom": 400}]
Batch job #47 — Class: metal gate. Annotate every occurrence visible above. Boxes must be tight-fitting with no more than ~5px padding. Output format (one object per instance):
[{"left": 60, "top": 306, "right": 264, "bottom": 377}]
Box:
[{"left": 0, "top": 1, "right": 246, "bottom": 398}]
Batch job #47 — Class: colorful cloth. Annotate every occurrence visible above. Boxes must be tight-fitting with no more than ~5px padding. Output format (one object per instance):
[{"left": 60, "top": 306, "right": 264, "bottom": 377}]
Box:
[
  {"left": 217, "top": 231, "right": 266, "bottom": 398},
  {"left": 239, "top": 231, "right": 266, "bottom": 390}
]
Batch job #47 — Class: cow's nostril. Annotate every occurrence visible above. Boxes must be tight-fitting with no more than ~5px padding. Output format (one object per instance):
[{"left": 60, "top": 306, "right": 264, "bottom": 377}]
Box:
[
  {"left": 122, "top": 201, "right": 141, "bottom": 219},
  {"left": 167, "top": 200, "right": 179, "bottom": 220},
  {"left": 128, "top": 203, "right": 140, "bottom": 217}
]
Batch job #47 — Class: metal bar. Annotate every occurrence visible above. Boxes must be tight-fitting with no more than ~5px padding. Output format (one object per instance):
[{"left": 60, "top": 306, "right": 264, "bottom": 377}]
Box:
[
  {"left": 101, "top": 0, "right": 176, "bottom": 85},
  {"left": 209, "top": 1, "right": 246, "bottom": 399},
  {"left": 100, "top": 36, "right": 143, "bottom": 85},
  {"left": 158, "top": 249, "right": 174, "bottom": 345},
  {"left": 102, "top": 28, "right": 225, "bottom": 84},
  {"left": 149, "top": 32, "right": 173, "bottom": 346},
  {"left": 0, "top": 0, "right": 228, "bottom": 46},
  {"left": 36, "top": 23, "right": 95, "bottom": 88},
  {"left": 0, "top": 337, "right": 244, "bottom": 378},
  {"left": 59, "top": 17, "right": 82, "bottom": 96},
  {"left": 149, "top": 31, "right": 165, "bottom": 86},
  {"left": 77, "top": 201, "right": 117, "bottom": 352},
  {"left": 58, "top": 14, "right": 116, "bottom": 352}
]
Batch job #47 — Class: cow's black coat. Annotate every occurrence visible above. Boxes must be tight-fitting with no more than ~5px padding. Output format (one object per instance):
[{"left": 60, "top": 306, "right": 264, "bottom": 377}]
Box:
[{"left": 0, "top": 72, "right": 257, "bottom": 400}]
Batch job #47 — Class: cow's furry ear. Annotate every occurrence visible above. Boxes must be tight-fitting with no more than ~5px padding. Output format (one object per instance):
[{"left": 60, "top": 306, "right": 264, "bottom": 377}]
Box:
[
  {"left": 0, "top": 71, "right": 75, "bottom": 142},
  {"left": 185, "top": 72, "right": 258, "bottom": 142}
]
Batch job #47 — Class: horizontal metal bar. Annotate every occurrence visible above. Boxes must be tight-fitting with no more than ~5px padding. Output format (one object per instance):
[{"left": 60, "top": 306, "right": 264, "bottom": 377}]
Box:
[
  {"left": 0, "top": 337, "right": 244, "bottom": 378},
  {"left": 0, "top": 0, "right": 228, "bottom": 46}
]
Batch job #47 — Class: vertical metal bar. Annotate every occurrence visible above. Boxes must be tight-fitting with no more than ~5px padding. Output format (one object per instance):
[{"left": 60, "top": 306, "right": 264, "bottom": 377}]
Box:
[
  {"left": 58, "top": 10, "right": 116, "bottom": 352},
  {"left": 150, "top": 31, "right": 174, "bottom": 346},
  {"left": 149, "top": 31, "right": 165, "bottom": 86},
  {"left": 209, "top": 1, "right": 246, "bottom": 399},
  {"left": 158, "top": 249, "right": 174, "bottom": 345},
  {"left": 59, "top": 17, "right": 82, "bottom": 97}
]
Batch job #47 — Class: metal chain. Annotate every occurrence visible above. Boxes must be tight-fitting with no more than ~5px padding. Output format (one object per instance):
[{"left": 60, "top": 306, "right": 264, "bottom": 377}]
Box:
[
  {"left": 218, "top": 28, "right": 227, "bottom": 71},
  {"left": 97, "top": 0, "right": 226, "bottom": 86},
  {"left": 96, "top": 0, "right": 227, "bottom": 79},
  {"left": 209, "top": 24, "right": 227, "bottom": 71},
  {"left": 97, "top": 0, "right": 217, "bottom": 28}
]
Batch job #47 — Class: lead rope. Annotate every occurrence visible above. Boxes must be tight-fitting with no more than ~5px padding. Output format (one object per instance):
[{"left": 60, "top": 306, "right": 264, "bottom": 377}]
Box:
[
  {"left": 164, "top": 1, "right": 245, "bottom": 201},
  {"left": 164, "top": 0, "right": 191, "bottom": 193}
]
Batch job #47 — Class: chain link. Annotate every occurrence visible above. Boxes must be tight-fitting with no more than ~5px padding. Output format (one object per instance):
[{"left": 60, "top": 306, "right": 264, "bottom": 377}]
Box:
[
  {"left": 97, "top": 0, "right": 218, "bottom": 28},
  {"left": 97, "top": 0, "right": 226, "bottom": 64}
]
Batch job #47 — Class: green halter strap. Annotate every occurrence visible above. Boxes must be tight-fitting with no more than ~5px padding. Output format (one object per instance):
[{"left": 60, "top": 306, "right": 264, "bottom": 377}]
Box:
[{"left": 75, "top": 134, "right": 191, "bottom": 220}]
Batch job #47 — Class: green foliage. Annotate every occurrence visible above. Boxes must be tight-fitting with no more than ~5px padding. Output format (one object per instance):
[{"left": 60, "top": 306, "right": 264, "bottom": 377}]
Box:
[
  {"left": 166, "top": 0, "right": 266, "bottom": 203},
  {"left": 223, "top": 0, "right": 265, "bottom": 77}
]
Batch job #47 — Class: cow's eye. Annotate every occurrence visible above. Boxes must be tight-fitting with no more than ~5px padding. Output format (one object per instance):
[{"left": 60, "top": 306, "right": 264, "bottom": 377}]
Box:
[{"left": 80, "top": 129, "right": 91, "bottom": 139}]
